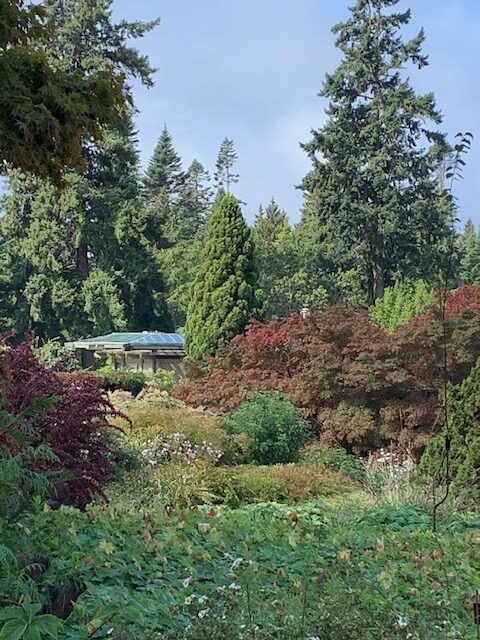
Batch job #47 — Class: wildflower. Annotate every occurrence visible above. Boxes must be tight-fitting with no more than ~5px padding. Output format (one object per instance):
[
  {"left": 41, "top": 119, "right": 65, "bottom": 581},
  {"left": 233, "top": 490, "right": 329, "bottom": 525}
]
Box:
[
  {"left": 182, "top": 577, "right": 193, "bottom": 588},
  {"left": 197, "top": 595, "right": 208, "bottom": 605},
  {"left": 198, "top": 608, "right": 209, "bottom": 619},
  {"left": 228, "top": 582, "right": 241, "bottom": 590},
  {"left": 231, "top": 557, "right": 244, "bottom": 571},
  {"left": 184, "top": 595, "right": 195, "bottom": 606},
  {"left": 396, "top": 615, "right": 408, "bottom": 628}
]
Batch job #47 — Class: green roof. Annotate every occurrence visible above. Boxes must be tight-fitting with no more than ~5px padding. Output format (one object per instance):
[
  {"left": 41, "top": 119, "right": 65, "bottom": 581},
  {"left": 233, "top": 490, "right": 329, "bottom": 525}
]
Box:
[{"left": 66, "top": 332, "right": 184, "bottom": 351}]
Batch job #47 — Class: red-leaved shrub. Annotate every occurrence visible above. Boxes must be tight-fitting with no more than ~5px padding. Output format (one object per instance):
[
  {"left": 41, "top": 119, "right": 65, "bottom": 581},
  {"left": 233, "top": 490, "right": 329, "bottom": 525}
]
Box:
[
  {"left": 6, "top": 336, "right": 120, "bottom": 509},
  {"left": 175, "top": 286, "right": 480, "bottom": 456}
]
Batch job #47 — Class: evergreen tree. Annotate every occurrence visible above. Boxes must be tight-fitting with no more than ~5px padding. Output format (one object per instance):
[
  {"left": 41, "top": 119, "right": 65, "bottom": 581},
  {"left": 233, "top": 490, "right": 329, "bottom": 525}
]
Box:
[
  {"left": 185, "top": 194, "right": 257, "bottom": 359},
  {"left": 0, "top": 2, "right": 172, "bottom": 338},
  {"left": 172, "top": 159, "right": 213, "bottom": 241},
  {"left": 459, "top": 220, "right": 480, "bottom": 284},
  {"left": 214, "top": 137, "right": 239, "bottom": 194},
  {"left": 253, "top": 199, "right": 290, "bottom": 246},
  {"left": 144, "top": 126, "right": 184, "bottom": 200},
  {"left": 301, "top": 0, "right": 451, "bottom": 302},
  {"left": 0, "top": 0, "right": 149, "bottom": 181}
]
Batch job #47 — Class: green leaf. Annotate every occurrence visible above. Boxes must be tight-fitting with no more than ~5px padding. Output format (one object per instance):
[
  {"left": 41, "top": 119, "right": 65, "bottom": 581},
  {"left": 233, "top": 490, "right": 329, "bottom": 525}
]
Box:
[
  {"left": 35, "top": 616, "right": 63, "bottom": 639},
  {"left": 0, "top": 619, "right": 27, "bottom": 640}
]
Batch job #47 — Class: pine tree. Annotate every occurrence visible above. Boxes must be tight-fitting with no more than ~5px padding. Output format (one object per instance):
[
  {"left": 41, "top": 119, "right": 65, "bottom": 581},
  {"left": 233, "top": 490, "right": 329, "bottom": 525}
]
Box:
[
  {"left": 185, "top": 194, "right": 257, "bottom": 359},
  {"left": 301, "top": 0, "right": 451, "bottom": 302},
  {"left": 144, "top": 126, "right": 184, "bottom": 200},
  {"left": 214, "top": 137, "right": 239, "bottom": 194}
]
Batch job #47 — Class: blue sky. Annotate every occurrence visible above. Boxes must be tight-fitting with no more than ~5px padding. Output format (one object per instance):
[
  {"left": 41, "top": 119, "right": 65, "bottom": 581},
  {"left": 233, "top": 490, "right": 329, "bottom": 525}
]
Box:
[{"left": 113, "top": 0, "right": 480, "bottom": 226}]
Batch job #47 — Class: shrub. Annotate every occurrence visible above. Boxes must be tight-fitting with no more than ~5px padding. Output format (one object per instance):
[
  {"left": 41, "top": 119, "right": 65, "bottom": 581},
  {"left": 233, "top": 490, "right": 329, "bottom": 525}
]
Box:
[
  {"left": 224, "top": 391, "right": 311, "bottom": 465},
  {"left": 176, "top": 286, "right": 480, "bottom": 455},
  {"left": 419, "top": 356, "right": 480, "bottom": 502},
  {"left": 369, "top": 280, "right": 435, "bottom": 331},
  {"left": 98, "top": 367, "right": 147, "bottom": 396},
  {"left": 6, "top": 337, "right": 121, "bottom": 509},
  {"left": 34, "top": 338, "right": 81, "bottom": 372},
  {"left": 148, "top": 369, "right": 176, "bottom": 392},
  {"left": 301, "top": 443, "right": 366, "bottom": 482}
]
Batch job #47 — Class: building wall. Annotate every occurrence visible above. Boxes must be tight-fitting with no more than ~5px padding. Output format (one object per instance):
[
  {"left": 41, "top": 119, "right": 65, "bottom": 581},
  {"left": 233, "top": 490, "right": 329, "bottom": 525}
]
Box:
[{"left": 112, "top": 352, "right": 184, "bottom": 380}]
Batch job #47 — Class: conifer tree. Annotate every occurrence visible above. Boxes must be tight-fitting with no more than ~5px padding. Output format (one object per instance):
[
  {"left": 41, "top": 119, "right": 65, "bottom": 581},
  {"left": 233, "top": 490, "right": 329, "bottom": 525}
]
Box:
[
  {"left": 172, "top": 159, "right": 213, "bottom": 241},
  {"left": 301, "top": 0, "right": 452, "bottom": 302},
  {"left": 144, "top": 126, "right": 184, "bottom": 201},
  {"left": 214, "top": 137, "right": 239, "bottom": 194},
  {"left": 185, "top": 194, "right": 257, "bottom": 359},
  {"left": 459, "top": 220, "right": 480, "bottom": 284},
  {"left": 253, "top": 199, "right": 290, "bottom": 246}
]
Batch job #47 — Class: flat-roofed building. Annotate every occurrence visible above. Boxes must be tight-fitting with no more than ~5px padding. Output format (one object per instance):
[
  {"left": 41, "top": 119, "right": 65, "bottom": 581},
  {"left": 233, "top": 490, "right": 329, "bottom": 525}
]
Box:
[{"left": 67, "top": 331, "right": 185, "bottom": 379}]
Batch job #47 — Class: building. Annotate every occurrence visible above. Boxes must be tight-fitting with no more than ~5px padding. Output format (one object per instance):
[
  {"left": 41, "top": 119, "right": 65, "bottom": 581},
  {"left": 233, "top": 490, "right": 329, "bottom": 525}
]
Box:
[{"left": 67, "top": 331, "right": 185, "bottom": 379}]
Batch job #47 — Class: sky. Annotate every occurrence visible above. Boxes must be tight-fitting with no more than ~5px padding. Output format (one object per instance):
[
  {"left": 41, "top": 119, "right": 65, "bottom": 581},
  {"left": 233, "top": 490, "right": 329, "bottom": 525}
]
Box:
[{"left": 113, "top": 0, "right": 480, "bottom": 226}]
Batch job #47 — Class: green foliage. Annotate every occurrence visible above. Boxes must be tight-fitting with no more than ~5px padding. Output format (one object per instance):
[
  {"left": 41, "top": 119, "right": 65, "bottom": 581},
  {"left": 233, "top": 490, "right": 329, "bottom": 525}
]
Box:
[
  {"left": 301, "top": 443, "right": 366, "bottom": 482},
  {"left": 301, "top": 0, "right": 453, "bottom": 302},
  {"left": 0, "top": 603, "right": 63, "bottom": 640},
  {"left": 370, "top": 280, "right": 435, "bottom": 331},
  {"left": 214, "top": 137, "right": 239, "bottom": 195},
  {"left": 97, "top": 367, "right": 147, "bottom": 397},
  {"left": 420, "top": 357, "right": 480, "bottom": 502},
  {"left": 148, "top": 369, "right": 176, "bottom": 393},
  {"left": 459, "top": 219, "right": 480, "bottom": 285},
  {"left": 34, "top": 339, "right": 80, "bottom": 372},
  {"left": 225, "top": 391, "right": 311, "bottom": 465},
  {"left": 144, "top": 125, "right": 184, "bottom": 200},
  {"left": 185, "top": 194, "right": 258, "bottom": 359}
]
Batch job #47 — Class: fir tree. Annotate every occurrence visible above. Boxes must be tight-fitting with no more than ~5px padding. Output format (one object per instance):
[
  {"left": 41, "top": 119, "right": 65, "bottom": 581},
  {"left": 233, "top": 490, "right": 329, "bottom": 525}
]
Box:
[
  {"left": 459, "top": 220, "right": 480, "bottom": 284},
  {"left": 172, "top": 159, "right": 213, "bottom": 241},
  {"left": 185, "top": 194, "right": 257, "bottom": 359},
  {"left": 144, "top": 126, "right": 184, "bottom": 200},
  {"left": 253, "top": 199, "right": 290, "bottom": 246},
  {"left": 214, "top": 137, "right": 239, "bottom": 194},
  {"left": 301, "top": 0, "right": 451, "bottom": 302}
]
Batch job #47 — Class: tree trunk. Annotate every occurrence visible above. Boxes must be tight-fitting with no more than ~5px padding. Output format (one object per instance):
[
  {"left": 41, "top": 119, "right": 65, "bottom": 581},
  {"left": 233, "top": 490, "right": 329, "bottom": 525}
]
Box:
[
  {"left": 371, "top": 258, "right": 385, "bottom": 300},
  {"left": 76, "top": 244, "right": 89, "bottom": 277}
]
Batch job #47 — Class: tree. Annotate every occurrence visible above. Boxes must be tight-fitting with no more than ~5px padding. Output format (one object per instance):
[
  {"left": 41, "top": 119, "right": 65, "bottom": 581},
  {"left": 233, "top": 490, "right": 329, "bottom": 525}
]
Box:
[
  {"left": 0, "top": 3, "right": 173, "bottom": 338},
  {"left": 144, "top": 126, "right": 184, "bottom": 201},
  {"left": 301, "top": 0, "right": 451, "bottom": 302},
  {"left": 172, "top": 159, "right": 213, "bottom": 241},
  {"left": 185, "top": 194, "right": 258, "bottom": 359},
  {"left": 459, "top": 219, "right": 480, "bottom": 285},
  {"left": 370, "top": 280, "right": 435, "bottom": 331},
  {"left": 214, "top": 137, "right": 239, "bottom": 194},
  {"left": 0, "top": 0, "right": 145, "bottom": 180},
  {"left": 253, "top": 198, "right": 290, "bottom": 246}
]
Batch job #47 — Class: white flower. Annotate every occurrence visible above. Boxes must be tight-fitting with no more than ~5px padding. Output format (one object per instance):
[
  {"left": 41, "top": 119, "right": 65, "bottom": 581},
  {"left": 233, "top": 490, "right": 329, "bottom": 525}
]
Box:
[
  {"left": 197, "top": 595, "right": 208, "bottom": 605},
  {"left": 198, "top": 608, "right": 209, "bottom": 619},
  {"left": 397, "top": 615, "right": 408, "bottom": 628},
  {"left": 182, "top": 577, "right": 193, "bottom": 588},
  {"left": 184, "top": 595, "right": 195, "bottom": 606},
  {"left": 231, "top": 557, "right": 244, "bottom": 571},
  {"left": 228, "top": 582, "right": 241, "bottom": 590}
]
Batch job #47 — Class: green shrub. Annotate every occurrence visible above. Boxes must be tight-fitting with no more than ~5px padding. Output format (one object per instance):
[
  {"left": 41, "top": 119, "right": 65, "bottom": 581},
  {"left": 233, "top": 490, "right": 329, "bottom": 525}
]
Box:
[
  {"left": 419, "top": 357, "right": 480, "bottom": 502},
  {"left": 34, "top": 338, "right": 81, "bottom": 372},
  {"left": 369, "top": 279, "right": 435, "bottom": 331},
  {"left": 301, "top": 442, "right": 366, "bottom": 482},
  {"left": 224, "top": 391, "right": 311, "bottom": 465},
  {"left": 98, "top": 368, "right": 147, "bottom": 396},
  {"left": 148, "top": 369, "right": 176, "bottom": 392}
]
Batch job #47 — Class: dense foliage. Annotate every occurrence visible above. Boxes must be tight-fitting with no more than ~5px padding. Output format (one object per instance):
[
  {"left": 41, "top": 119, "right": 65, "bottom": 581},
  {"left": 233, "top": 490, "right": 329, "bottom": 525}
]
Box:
[
  {"left": 370, "top": 280, "right": 435, "bottom": 331},
  {"left": 225, "top": 391, "right": 311, "bottom": 465},
  {"left": 301, "top": 0, "right": 452, "bottom": 302},
  {"left": 185, "top": 194, "right": 258, "bottom": 359},
  {"left": 5, "top": 337, "right": 119, "bottom": 508},
  {"left": 177, "top": 286, "right": 480, "bottom": 455},
  {"left": 420, "top": 356, "right": 480, "bottom": 502}
]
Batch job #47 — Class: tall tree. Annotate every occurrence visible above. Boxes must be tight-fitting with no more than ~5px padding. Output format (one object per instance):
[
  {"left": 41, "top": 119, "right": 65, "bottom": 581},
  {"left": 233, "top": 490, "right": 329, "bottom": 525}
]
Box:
[
  {"left": 0, "top": 0, "right": 141, "bottom": 181},
  {"left": 0, "top": 1, "right": 173, "bottom": 338},
  {"left": 144, "top": 126, "right": 184, "bottom": 201},
  {"left": 253, "top": 198, "right": 290, "bottom": 246},
  {"left": 185, "top": 194, "right": 257, "bottom": 359},
  {"left": 214, "top": 137, "right": 239, "bottom": 194},
  {"left": 459, "top": 219, "right": 480, "bottom": 285},
  {"left": 301, "top": 0, "right": 451, "bottom": 302},
  {"left": 171, "top": 159, "right": 213, "bottom": 241}
]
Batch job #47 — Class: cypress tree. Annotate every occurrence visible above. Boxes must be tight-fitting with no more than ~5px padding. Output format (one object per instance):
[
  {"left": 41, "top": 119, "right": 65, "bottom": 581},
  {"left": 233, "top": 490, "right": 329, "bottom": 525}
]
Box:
[
  {"left": 185, "top": 194, "right": 257, "bottom": 359},
  {"left": 301, "top": 0, "right": 452, "bottom": 302}
]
